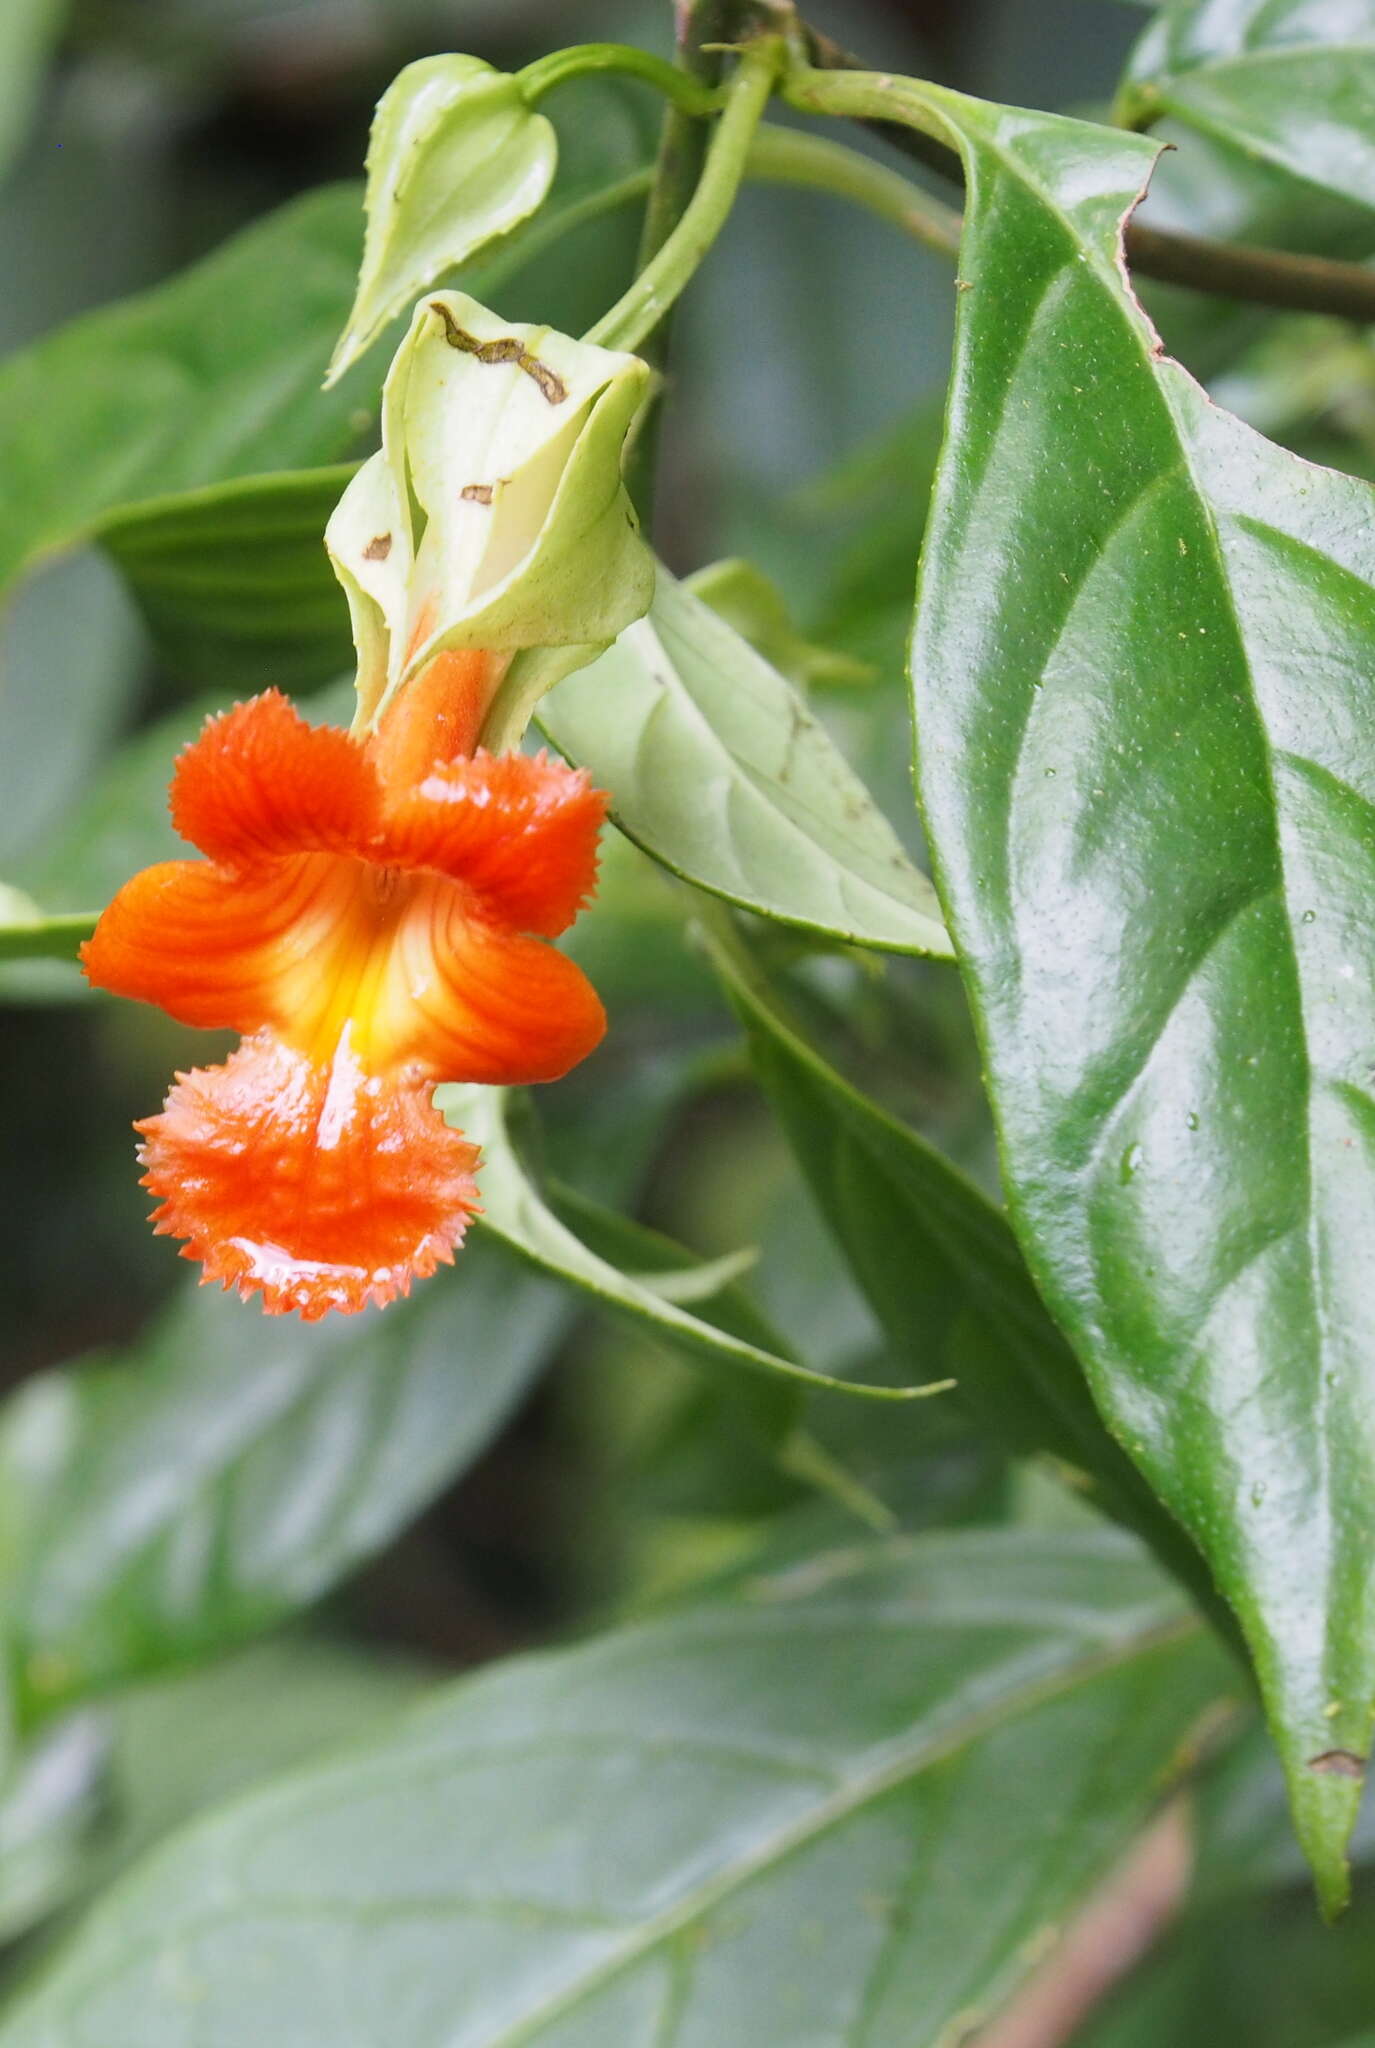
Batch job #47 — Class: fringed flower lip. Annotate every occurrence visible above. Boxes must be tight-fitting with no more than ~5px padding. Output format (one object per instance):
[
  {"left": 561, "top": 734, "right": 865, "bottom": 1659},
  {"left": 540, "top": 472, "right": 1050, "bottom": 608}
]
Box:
[{"left": 80, "top": 655, "right": 608, "bottom": 1319}]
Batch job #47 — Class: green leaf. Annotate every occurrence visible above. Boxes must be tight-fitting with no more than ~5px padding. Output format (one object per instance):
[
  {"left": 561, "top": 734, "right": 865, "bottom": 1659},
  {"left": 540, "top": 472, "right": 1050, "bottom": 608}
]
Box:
[
  {"left": 1190, "top": 1718, "right": 1375, "bottom": 1907},
  {"left": 0, "top": 1715, "right": 106, "bottom": 1944},
  {"left": 711, "top": 940, "right": 1222, "bottom": 1613},
  {"left": 0, "top": 0, "right": 65, "bottom": 183},
  {"left": 0, "top": 1528, "right": 1241, "bottom": 2047},
  {"left": 892, "top": 80, "right": 1375, "bottom": 1906},
  {"left": 327, "top": 55, "right": 557, "bottom": 386},
  {"left": 437, "top": 1083, "right": 944, "bottom": 1402},
  {"left": 0, "top": 1637, "right": 434, "bottom": 1948},
  {"left": 65, "top": 1640, "right": 436, "bottom": 1935},
  {"left": 685, "top": 557, "right": 874, "bottom": 689},
  {"left": 540, "top": 567, "right": 952, "bottom": 958},
  {"left": 0, "top": 186, "right": 371, "bottom": 608},
  {"left": 0, "top": 888, "right": 93, "bottom": 963},
  {"left": 96, "top": 466, "right": 357, "bottom": 694},
  {"left": 0, "top": 1239, "right": 567, "bottom": 1730},
  {"left": 11, "top": 688, "right": 216, "bottom": 921},
  {"left": 0, "top": 551, "right": 146, "bottom": 882},
  {"left": 1120, "top": 0, "right": 1375, "bottom": 216}
]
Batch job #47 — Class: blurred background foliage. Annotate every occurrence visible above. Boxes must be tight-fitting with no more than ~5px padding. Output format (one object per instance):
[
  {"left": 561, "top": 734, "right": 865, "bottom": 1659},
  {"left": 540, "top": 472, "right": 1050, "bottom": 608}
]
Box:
[{"left": 6, "top": 0, "right": 1375, "bottom": 2030}]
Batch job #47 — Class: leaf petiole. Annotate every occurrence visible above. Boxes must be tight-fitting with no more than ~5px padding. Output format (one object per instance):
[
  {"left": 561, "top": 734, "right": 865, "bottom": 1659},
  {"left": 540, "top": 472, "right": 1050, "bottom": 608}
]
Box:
[
  {"left": 517, "top": 42, "right": 727, "bottom": 117},
  {"left": 584, "top": 39, "right": 783, "bottom": 355}
]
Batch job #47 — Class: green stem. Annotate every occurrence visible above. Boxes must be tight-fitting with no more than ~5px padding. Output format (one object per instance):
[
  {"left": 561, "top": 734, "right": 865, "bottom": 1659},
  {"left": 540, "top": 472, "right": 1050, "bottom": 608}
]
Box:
[
  {"left": 517, "top": 42, "right": 724, "bottom": 117},
  {"left": 586, "top": 39, "right": 783, "bottom": 355},
  {"left": 786, "top": 46, "right": 1375, "bottom": 328},
  {"left": 779, "top": 1429, "right": 900, "bottom": 1533},
  {"left": 746, "top": 124, "right": 960, "bottom": 258},
  {"left": 480, "top": 128, "right": 958, "bottom": 314},
  {"left": 615, "top": 3, "right": 736, "bottom": 520},
  {"left": 636, "top": 2, "right": 736, "bottom": 284}
]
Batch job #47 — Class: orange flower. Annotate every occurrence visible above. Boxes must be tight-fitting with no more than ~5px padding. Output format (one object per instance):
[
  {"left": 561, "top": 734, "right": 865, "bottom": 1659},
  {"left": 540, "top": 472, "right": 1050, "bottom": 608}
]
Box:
[{"left": 81, "top": 652, "right": 608, "bottom": 1319}]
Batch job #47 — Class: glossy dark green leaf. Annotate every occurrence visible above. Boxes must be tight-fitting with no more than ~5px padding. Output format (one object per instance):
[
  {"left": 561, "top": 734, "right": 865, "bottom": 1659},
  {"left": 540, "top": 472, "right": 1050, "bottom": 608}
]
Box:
[
  {"left": 0, "top": 1529, "right": 1241, "bottom": 2048},
  {"left": 96, "top": 466, "right": 357, "bottom": 693},
  {"left": 540, "top": 568, "right": 952, "bottom": 959},
  {"left": 711, "top": 940, "right": 1219, "bottom": 1611},
  {"left": 1190, "top": 1718, "right": 1375, "bottom": 1907},
  {"left": 1119, "top": 0, "right": 1375, "bottom": 216},
  {"left": 889, "top": 79, "right": 1375, "bottom": 1905},
  {"left": 0, "top": 1241, "right": 566, "bottom": 1731},
  {"left": 438, "top": 1083, "right": 940, "bottom": 1402}
]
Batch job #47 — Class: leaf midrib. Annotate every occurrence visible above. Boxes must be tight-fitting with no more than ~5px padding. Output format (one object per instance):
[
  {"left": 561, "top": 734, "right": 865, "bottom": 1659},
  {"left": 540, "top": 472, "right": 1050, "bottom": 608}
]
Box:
[
  {"left": 1160, "top": 378, "right": 1329, "bottom": 1501},
  {"left": 34, "top": 1607, "right": 1197, "bottom": 2047},
  {"left": 613, "top": 613, "right": 945, "bottom": 950},
  {"left": 448, "top": 1611, "right": 1199, "bottom": 2048},
  {"left": 919, "top": 89, "right": 1328, "bottom": 1419},
  {"left": 905, "top": 90, "right": 1345, "bottom": 1658}
]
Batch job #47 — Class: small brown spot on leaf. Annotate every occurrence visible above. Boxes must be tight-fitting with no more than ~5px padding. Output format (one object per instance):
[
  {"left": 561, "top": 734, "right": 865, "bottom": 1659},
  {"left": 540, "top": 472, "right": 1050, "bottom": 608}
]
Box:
[
  {"left": 1307, "top": 1749, "right": 1365, "bottom": 1778},
  {"left": 363, "top": 534, "right": 392, "bottom": 561},
  {"left": 460, "top": 484, "right": 494, "bottom": 505}
]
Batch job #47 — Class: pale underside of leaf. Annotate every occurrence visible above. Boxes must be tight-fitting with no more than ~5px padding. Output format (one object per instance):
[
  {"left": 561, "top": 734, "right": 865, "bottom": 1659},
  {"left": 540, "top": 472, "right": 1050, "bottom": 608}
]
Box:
[
  {"left": 0, "top": 1243, "right": 567, "bottom": 1729},
  {"left": 439, "top": 1082, "right": 942, "bottom": 1402},
  {"left": 0, "top": 1531, "right": 1240, "bottom": 2048},
  {"left": 540, "top": 569, "right": 953, "bottom": 959}
]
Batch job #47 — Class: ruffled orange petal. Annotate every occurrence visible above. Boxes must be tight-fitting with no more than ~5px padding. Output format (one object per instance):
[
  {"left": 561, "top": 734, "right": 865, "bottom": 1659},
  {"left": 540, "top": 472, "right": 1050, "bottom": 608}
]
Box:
[
  {"left": 80, "top": 857, "right": 331, "bottom": 1033},
  {"left": 137, "top": 1029, "right": 482, "bottom": 1318},
  {"left": 373, "top": 888, "right": 606, "bottom": 1083},
  {"left": 170, "top": 690, "right": 380, "bottom": 866},
  {"left": 383, "top": 749, "right": 607, "bottom": 936}
]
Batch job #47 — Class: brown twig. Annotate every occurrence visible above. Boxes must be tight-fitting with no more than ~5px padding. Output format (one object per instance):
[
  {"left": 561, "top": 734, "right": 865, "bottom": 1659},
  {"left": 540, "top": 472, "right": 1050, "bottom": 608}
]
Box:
[
  {"left": 978, "top": 1804, "right": 1193, "bottom": 2048},
  {"left": 799, "top": 25, "right": 1375, "bottom": 326}
]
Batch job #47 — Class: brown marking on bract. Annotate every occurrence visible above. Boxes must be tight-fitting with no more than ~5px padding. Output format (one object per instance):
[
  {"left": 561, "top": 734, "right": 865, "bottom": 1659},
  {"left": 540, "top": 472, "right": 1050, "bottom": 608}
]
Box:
[
  {"left": 460, "top": 484, "right": 494, "bottom": 505},
  {"left": 363, "top": 534, "right": 392, "bottom": 561},
  {"left": 428, "top": 301, "right": 568, "bottom": 405},
  {"left": 1307, "top": 1749, "right": 1366, "bottom": 1778}
]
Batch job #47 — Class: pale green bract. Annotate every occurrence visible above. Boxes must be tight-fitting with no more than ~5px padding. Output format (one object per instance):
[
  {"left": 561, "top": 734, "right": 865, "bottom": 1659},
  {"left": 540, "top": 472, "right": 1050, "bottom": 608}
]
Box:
[
  {"left": 325, "top": 291, "right": 654, "bottom": 739},
  {"left": 324, "top": 55, "right": 557, "bottom": 387}
]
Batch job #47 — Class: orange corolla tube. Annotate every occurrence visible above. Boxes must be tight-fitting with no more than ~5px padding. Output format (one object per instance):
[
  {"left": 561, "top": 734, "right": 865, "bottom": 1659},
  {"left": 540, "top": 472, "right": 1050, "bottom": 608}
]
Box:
[{"left": 81, "top": 654, "right": 608, "bottom": 1319}]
